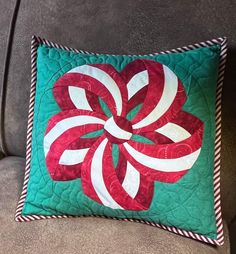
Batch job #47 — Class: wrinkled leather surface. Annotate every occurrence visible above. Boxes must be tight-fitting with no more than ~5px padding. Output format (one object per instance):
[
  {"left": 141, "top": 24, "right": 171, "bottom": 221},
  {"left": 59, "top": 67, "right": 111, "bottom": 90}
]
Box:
[{"left": 0, "top": 157, "right": 230, "bottom": 254}]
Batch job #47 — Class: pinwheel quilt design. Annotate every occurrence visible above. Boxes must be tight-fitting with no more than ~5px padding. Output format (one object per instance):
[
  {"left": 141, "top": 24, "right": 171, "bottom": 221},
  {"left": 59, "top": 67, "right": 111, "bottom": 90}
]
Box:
[{"left": 44, "top": 59, "right": 204, "bottom": 211}]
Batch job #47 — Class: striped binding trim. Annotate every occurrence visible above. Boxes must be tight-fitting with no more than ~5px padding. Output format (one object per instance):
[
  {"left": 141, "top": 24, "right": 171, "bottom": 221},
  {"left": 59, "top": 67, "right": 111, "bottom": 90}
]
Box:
[{"left": 15, "top": 35, "right": 227, "bottom": 246}]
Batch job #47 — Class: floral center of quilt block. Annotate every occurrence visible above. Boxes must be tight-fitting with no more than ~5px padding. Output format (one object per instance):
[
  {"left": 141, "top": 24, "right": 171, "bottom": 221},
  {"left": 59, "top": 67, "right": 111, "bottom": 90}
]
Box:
[
  {"left": 43, "top": 59, "right": 204, "bottom": 211},
  {"left": 104, "top": 116, "right": 133, "bottom": 144}
]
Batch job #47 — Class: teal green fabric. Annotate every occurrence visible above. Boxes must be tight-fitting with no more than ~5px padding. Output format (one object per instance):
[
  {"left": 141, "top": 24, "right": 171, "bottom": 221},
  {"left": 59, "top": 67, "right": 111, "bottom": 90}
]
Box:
[{"left": 22, "top": 44, "right": 220, "bottom": 239}]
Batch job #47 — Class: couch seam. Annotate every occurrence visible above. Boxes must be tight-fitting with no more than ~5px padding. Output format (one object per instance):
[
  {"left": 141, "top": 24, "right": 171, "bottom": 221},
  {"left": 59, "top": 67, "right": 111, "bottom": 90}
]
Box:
[{"left": 0, "top": 0, "right": 22, "bottom": 156}]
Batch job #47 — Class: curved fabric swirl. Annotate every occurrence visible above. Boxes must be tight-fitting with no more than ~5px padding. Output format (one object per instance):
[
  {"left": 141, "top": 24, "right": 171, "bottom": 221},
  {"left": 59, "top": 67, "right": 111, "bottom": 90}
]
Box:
[{"left": 44, "top": 59, "right": 204, "bottom": 211}]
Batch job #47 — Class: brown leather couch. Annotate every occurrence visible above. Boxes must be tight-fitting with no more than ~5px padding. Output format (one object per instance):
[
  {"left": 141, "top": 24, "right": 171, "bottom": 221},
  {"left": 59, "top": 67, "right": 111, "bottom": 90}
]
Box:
[{"left": 0, "top": 1, "right": 235, "bottom": 253}]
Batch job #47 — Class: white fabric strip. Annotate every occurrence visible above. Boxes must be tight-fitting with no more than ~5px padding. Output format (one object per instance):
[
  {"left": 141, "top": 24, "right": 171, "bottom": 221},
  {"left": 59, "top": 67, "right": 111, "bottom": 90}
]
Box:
[
  {"left": 59, "top": 148, "right": 90, "bottom": 165},
  {"left": 44, "top": 115, "right": 105, "bottom": 156},
  {"left": 133, "top": 65, "right": 178, "bottom": 129},
  {"left": 104, "top": 117, "right": 132, "bottom": 140},
  {"left": 123, "top": 143, "right": 201, "bottom": 172},
  {"left": 122, "top": 162, "right": 140, "bottom": 198},
  {"left": 155, "top": 123, "right": 191, "bottom": 142},
  {"left": 68, "top": 65, "right": 123, "bottom": 115},
  {"left": 91, "top": 138, "right": 123, "bottom": 209},
  {"left": 68, "top": 86, "right": 92, "bottom": 110},
  {"left": 127, "top": 70, "right": 149, "bottom": 99}
]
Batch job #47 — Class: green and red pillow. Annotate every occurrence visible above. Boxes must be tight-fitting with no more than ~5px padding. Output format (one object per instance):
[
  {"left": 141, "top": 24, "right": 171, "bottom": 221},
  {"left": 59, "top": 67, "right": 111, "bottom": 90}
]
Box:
[{"left": 16, "top": 36, "right": 227, "bottom": 245}]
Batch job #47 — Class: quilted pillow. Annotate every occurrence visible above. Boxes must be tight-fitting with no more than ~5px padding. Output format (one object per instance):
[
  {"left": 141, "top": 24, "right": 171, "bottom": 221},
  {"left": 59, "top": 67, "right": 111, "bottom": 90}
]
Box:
[{"left": 16, "top": 36, "right": 227, "bottom": 245}]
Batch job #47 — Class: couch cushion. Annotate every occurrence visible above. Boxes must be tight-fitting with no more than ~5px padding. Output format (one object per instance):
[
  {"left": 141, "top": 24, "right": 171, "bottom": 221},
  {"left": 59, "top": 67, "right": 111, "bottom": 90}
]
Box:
[
  {"left": 229, "top": 216, "right": 236, "bottom": 254},
  {"left": 3, "top": 0, "right": 236, "bottom": 227},
  {"left": 0, "top": 0, "right": 17, "bottom": 153},
  {"left": 0, "top": 156, "right": 230, "bottom": 253},
  {"left": 0, "top": 0, "right": 16, "bottom": 82}
]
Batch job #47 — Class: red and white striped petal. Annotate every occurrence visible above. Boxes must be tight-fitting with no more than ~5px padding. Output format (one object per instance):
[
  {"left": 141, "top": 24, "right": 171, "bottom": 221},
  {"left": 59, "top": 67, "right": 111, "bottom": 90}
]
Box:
[
  {"left": 44, "top": 110, "right": 106, "bottom": 181},
  {"left": 122, "top": 60, "right": 149, "bottom": 116},
  {"left": 54, "top": 64, "right": 127, "bottom": 116},
  {"left": 120, "top": 113, "right": 203, "bottom": 183},
  {"left": 121, "top": 59, "right": 149, "bottom": 100},
  {"left": 89, "top": 64, "right": 128, "bottom": 116},
  {"left": 129, "top": 62, "right": 186, "bottom": 132},
  {"left": 81, "top": 136, "right": 154, "bottom": 210},
  {"left": 116, "top": 152, "right": 154, "bottom": 209},
  {"left": 139, "top": 111, "right": 203, "bottom": 145},
  {"left": 53, "top": 84, "right": 102, "bottom": 113},
  {"left": 128, "top": 60, "right": 165, "bottom": 125}
]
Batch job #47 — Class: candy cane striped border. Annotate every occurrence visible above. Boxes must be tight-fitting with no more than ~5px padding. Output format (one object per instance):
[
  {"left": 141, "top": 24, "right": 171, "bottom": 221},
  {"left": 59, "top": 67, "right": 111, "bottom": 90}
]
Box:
[{"left": 15, "top": 35, "right": 227, "bottom": 246}]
